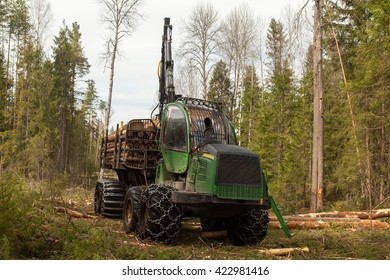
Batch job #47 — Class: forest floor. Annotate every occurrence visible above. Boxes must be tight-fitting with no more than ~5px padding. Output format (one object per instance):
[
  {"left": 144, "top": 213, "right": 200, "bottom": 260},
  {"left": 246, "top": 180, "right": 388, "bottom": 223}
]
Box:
[{"left": 54, "top": 187, "right": 390, "bottom": 260}]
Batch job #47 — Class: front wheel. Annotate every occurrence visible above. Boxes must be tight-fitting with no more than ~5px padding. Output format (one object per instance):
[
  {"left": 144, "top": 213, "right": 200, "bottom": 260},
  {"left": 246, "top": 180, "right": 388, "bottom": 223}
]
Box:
[
  {"left": 138, "top": 185, "right": 182, "bottom": 244},
  {"left": 227, "top": 208, "right": 269, "bottom": 245}
]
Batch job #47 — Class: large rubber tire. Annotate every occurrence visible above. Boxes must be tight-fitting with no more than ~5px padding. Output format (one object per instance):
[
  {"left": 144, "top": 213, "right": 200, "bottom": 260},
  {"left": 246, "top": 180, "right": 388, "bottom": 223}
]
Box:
[
  {"left": 138, "top": 185, "right": 182, "bottom": 244},
  {"left": 227, "top": 208, "right": 269, "bottom": 246},
  {"left": 200, "top": 218, "right": 226, "bottom": 232},
  {"left": 94, "top": 183, "right": 103, "bottom": 214},
  {"left": 123, "top": 186, "right": 142, "bottom": 233},
  {"left": 94, "top": 180, "right": 127, "bottom": 218}
]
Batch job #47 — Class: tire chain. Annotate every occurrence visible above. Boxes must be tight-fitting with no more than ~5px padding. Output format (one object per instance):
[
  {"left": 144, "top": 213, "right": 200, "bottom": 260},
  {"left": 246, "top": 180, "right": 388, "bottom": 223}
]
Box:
[
  {"left": 229, "top": 208, "right": 269, "bottom": 245},
  {"left": 141, "top": 184, "right": 182, "bottom": 244}
]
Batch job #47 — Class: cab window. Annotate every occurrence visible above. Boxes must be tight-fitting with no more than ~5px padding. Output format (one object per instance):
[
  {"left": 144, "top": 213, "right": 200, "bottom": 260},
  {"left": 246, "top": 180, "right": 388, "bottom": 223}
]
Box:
[{"left": 162, "top": 106, "right": 187, "bottom": 151}]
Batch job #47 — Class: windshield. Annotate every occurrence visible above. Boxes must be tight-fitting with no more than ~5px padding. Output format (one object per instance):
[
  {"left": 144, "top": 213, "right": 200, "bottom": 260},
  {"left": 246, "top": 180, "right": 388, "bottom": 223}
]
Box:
[{"left": 162, "top": 106, "right": 187, "bottom": 151}]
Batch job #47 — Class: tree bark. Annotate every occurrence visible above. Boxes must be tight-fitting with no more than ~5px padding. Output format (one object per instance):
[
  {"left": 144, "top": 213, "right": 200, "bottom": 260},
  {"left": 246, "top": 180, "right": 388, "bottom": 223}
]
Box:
[
  {"left": 99, "top": 29, "right": 118, "bottom": 180},
  {"left": 311, "top": 0, "right": 324, "bottom": 212}
]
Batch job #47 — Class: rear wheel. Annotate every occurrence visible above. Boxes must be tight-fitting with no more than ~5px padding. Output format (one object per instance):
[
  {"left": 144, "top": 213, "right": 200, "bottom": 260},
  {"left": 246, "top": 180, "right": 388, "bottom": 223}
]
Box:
[
  {"left": 94, "top": 180, "right": 127, "bottom": 218},
  {"left": 138, "top": 184, "right": 182, "bottom": 244},
  {"left": 123, "top": 186, "right": 142, "bottom": 232},
  {"left": 94, "top": 183, "right": 103, "bottom": 214},
  {"left": 227, "top": 208, "right": 269, "bottom": 245}
]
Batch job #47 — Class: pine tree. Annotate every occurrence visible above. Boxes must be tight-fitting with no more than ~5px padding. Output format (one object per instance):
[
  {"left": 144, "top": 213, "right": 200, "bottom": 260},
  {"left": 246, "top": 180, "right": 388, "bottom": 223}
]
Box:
[
  {"left": 240, "top": 65, "right": 261, "bottom": 147},
  {"left": 251, "top": 18, "right": 301, "bottom": 212},
  {"left": 265, "top": 18, "right": 295, "bottom": 169},
  {"left": 207, "top": 60, "right": 232, "bottom": 116},
  {"left": 6, "top": 0, "right": 30, "bottom": 130},
  {"left": 17, "top": 39, "right": 52, "bottom": 179},
  {"left": 51, "top": 22, "right": 89, "bottom": 174},
  {"left": 325, "top": 0, "right": 390, "bottom": 208},
  {"left": 74, "top": 79, "right": 100, "bottom": 185}
]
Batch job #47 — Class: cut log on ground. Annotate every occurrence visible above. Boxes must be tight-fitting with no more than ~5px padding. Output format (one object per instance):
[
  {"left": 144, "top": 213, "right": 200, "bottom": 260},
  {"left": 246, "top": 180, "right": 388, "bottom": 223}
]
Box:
[
  {"left": 348, "top": 220, "right": 390, "bottom": 229},
  {"left": 270, "top": 209, "right": 390, "bottom": 220},
  {"left": 258, "top": 247, "right": 309, "bottom": 256},
  {"left": 269, "top": 219, "right": 390, "bottom": 229},
  {"left": 269, "top": 220, "right": 329, "bottom": 229},
  {"left": 269, "top": 216, "right": 361, "bottom": 222}
]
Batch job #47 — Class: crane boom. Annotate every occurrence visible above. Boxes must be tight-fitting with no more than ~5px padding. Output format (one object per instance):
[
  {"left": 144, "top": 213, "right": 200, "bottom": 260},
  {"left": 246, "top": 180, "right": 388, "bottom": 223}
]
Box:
[{"left": 158, "top": 18, "right": 180, "bottom": 121}]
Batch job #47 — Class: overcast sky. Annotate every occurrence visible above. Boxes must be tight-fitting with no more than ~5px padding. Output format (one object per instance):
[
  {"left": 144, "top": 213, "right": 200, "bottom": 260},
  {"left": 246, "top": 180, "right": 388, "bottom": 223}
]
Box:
[{"left": 48, "top": 0, "right": 303, "bottom": 127}]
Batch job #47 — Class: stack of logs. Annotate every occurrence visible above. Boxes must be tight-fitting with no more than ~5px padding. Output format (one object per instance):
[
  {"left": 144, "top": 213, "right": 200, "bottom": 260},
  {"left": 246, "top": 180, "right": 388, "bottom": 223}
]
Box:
[
  {"left": 102, "top": 119, "right": 159, "bottom": 169},
  {"left": 103, "top": 128, "right": 126, "bottom": 166},
  {"left": 269, "top": 209, "right": 390, "bottom": 229}
]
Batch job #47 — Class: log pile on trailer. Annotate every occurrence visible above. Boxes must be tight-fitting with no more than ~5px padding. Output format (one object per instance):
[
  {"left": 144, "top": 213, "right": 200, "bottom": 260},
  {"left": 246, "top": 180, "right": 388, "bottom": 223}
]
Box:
[{"left": 101, "top": 119, "right": 160, "bottom": 174}]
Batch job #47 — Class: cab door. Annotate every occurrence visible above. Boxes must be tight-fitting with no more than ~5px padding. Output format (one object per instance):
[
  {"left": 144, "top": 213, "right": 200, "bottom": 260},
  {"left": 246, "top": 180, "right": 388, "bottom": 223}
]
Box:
[{"left": 160, "top": 104, "right": 189, "bottom": 174}]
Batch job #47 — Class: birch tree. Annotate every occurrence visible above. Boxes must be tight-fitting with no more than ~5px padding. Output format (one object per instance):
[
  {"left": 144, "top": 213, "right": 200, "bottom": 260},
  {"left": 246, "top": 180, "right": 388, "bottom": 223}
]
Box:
[
  {"left": 179, "top": 2, "right": 219, "bottom": 99},
  {"left": 98, "top": 0, "right": 143, "bottom": 178},
  {"left": 29, "top": 0, "right": 53, "bottom": 48},
  {"left": 219, "top": 3, "right": 257, "bottom": 128}
]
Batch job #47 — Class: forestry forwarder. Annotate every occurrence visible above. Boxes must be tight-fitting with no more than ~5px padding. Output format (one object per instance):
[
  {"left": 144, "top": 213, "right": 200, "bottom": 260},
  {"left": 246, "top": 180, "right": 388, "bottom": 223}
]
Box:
[{"left": 95, "top": 18, "right": 290, "bottom": 245}]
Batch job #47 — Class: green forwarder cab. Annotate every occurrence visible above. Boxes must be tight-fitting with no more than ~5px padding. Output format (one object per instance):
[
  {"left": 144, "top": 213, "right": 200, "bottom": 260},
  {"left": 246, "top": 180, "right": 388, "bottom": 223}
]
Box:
[{"left": 153, "top": 98, "right": 271, "bottom": 244}]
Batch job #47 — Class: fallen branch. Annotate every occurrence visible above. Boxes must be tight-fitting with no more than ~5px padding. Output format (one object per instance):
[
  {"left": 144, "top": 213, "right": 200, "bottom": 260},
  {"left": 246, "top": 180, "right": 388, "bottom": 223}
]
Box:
[
  {"left": 258, "top": 247, "right": 309, "bottom": 256},
  {"left": 38, "top": 204, "right": 97, "bottom": 219},
  {"left": 54, "top": 206, "right": 97, "bottom": 219}
]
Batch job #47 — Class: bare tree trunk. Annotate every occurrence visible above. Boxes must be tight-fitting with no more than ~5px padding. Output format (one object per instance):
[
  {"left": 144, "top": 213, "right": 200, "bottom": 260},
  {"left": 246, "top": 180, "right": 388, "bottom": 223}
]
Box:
[
  {"left": 365, "top": 129, "right": 372, "bottom": 213},
  {"left": 248, "top": 65, "right": 254, "bottom": 143},
  {"left": 4, "top": 31, "right": 11, "bottom": 123},
  {"left": 99, "top": 39, "right": 117, "bottom": 180},
  {"left": 380, "top": 104, "right": 385, "bottom": 202},
  {"left": 311, "top": 0, "right": 324, "bottom": 212},
  {"left": 58, "top": 91, "right": 67, "bottom": 173}
]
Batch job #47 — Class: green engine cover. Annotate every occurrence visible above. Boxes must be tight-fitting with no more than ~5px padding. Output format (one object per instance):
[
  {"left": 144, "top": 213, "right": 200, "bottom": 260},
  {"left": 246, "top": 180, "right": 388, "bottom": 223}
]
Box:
[{"left": 187, "top": 144, "right": 267, "bottom": 201}]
